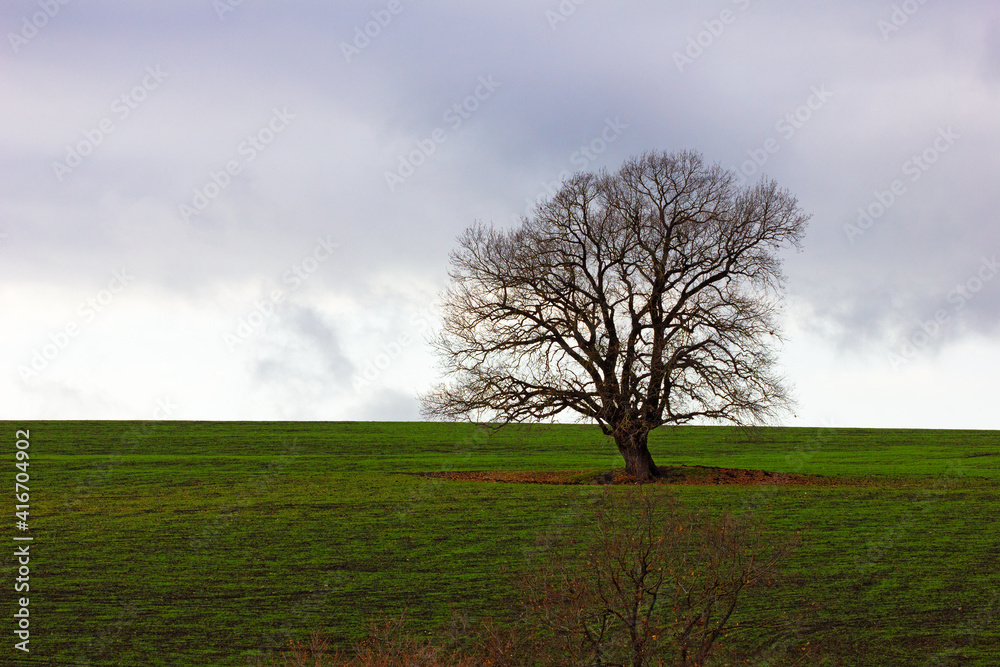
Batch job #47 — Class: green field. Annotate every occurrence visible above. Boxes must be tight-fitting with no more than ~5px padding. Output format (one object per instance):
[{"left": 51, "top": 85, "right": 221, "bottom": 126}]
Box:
[{"left": 3, "top": 421, "right": 999, "bottom": 665}]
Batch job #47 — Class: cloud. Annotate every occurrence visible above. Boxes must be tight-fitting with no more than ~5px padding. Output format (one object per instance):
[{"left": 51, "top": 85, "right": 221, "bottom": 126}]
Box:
[
  {"left": 2, "top": 0, "right": 999, "bottom": 425},
  {"left": 251, "top": 303, "right": 354, "bottom": 388},
  {"left": 353, "top": 387, "right": 421, "bottom": 422}
]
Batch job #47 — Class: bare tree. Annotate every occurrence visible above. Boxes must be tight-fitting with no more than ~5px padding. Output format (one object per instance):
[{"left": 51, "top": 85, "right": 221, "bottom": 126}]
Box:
[{"left": 421, "top": 150, "right": 809, "bottom": 479}]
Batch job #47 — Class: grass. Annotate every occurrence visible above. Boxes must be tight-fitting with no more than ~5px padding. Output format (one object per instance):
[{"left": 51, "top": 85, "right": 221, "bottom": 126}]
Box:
[{"left": 4, "top": 421, "right": 999, "bottom": 665}]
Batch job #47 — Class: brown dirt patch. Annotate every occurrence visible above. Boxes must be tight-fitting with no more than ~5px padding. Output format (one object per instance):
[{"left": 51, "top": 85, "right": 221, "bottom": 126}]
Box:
[{"left": 410, "top": 465, "right": 839, "bottom": 486}]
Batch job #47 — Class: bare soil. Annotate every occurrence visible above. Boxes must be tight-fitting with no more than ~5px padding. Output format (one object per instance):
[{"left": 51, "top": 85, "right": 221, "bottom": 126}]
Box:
[{"left": 412, "top": 465, "right": 840, "bottom": 486}]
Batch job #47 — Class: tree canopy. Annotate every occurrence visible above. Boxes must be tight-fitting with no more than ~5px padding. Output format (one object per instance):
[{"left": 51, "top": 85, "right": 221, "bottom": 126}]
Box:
[{"left": 421, "top": 150, "right": 810, "bottom": 479}]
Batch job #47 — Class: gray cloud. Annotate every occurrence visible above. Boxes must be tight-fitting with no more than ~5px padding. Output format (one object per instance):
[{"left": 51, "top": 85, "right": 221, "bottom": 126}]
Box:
[
  {"left": 353, "top": 387, "right": 421, "bottom": 422},
  {"left": 3, "top": 0, "right": 1000, "bottom": 423},
  {"left": 251, "top": 303, "right": 354, "bottom": 386}
]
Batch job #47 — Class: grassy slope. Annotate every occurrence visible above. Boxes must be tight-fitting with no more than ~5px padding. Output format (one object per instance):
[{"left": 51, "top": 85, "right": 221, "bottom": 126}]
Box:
[{"left": 3, "top": 421, "right": 999, "bottom": 665}]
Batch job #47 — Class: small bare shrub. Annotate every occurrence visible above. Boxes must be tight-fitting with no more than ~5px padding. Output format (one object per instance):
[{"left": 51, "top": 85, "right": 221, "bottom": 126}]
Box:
[
  {"left": 327, "top": 611, "right": 477, "bottom": 667},
  {"left": 520, "top": 485, "right": 797, "bottom": 666},
  {"left": 283, "top": 632, "right": 332, "bottom": 666}
]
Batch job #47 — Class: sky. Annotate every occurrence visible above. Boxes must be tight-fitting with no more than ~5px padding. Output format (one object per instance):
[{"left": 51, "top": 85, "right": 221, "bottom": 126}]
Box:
[{"left": 2, "top": 0, "right": 999, "bottom": 428}]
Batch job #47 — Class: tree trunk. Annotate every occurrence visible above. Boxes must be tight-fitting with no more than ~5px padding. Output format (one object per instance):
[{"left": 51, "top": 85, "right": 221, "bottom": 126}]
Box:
[{"left": 615, "top": 430, "right": 659, "bottom": 480}]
